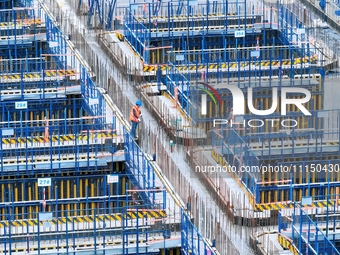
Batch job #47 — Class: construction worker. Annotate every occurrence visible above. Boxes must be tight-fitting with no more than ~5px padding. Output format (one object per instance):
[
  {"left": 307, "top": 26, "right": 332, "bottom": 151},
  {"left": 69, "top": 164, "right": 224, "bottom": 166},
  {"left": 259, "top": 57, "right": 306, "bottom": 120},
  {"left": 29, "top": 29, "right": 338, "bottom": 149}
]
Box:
[
  {"left": 130, "top": 100, "right": 142, "bottom": 139},
  {"left": 132, "top": 185, "right": 140, "bottom": 205},
  {"left": 226, "top": 108, "right": 233, "bottom": 123}
]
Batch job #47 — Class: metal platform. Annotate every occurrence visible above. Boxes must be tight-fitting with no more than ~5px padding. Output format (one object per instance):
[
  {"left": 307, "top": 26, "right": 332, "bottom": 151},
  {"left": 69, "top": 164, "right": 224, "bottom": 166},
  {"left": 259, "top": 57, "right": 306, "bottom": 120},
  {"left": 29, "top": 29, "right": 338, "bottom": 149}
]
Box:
[
  {"left": 0, "top": 235, "right": 181, "bottom": 255},
  {"left": 0, "top": 85, "right": 81, "bottom": 100},
  {"left": 143, "top": 55, "right": 318, "bottom": 75},
  {"left": 0, "top": 211, "right": 167, "bottom": 232},
  {"left": 0, "top": 69, "right": 77, "bottom": 84},
  {"left": 1, "top": 131, "right": 117, "bottom": 147},
  {"left": 0, "top": 33, "right": 46, "bottom": 45},
  {"left": 149, "top": 23, "right": 254, "bottom": 33},
  {"left": 214, "top": 139, "right": 340, "bottom": 157},
  {"left": 135, "top": 13, "right": 261, "bottom": 23},
  {"left": 248, "top": 139, "right": 340, "bottom": 156},
  {"left": 0, "top": 151, "right": 125, "bottom": 172},
  {"left": 0, "top": 18, "right": 43, "bottom": 30}
]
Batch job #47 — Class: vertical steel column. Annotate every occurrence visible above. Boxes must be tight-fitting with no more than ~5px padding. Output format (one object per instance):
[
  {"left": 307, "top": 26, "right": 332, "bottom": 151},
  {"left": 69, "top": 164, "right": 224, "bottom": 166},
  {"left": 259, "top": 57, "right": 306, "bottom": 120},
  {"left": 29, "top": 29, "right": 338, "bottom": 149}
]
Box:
[
  {"left": 269, "top": 37, "right": 274, "bottom": 81},
  {"left": 37, "top": 210, "right": 41, "bottom": 255},
  {"left": 136, "top": 206, "right": 139, "bottom": 252}
]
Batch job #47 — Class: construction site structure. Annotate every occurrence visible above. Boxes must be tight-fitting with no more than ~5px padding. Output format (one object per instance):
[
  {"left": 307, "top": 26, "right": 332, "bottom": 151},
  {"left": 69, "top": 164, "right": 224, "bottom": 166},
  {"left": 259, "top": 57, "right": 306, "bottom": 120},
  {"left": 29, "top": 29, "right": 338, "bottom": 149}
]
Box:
[
  {"left": 75, "top": 0, "right": 340, "bottom": 253},
  {"left": 272, "top": 0, "right": 340, "bottom": 252},
  {"left": 4, "top": 0, "right": 340, "bottom": 254},
  {"left": 278, "top": 200, "right": 340, "bottom": 254},
  {"left": 104, "top": 0, "right": 339, "bottom": 211},
  {"left": 0, "top": 0, "right": 218, "bottom": 254},
  {"left": 112, "top": 0, "right": 329, "bottom": 130}
]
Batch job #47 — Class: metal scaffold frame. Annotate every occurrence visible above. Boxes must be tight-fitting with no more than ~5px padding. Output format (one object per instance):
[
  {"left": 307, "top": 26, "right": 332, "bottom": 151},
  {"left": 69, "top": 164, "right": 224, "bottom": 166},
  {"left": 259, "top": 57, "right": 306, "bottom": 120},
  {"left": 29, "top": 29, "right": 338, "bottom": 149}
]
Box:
[
  {"left": 181, "top": 208, "right": 216, "bottom": 255},
  {"left": 0, "top": 204, "right": 170, "bottom": 254},
  {"left": 0, "top": 7, "right": 44, "bottom": 52},
  {"left": 77, "top": 0, "right": 117, "bottom": 30},
  {"left": 0, "top": 0, "right": 218, "bottom": 254},
  {"left": 19, "top": 0, "right": 34, "bottom": 6},
  {"left": 110, "top": 0, "right": 340, "bottom": 215},
  {"left": 165, "top": 62, "right": 192, "bottom": 116},
  {"left": 123, "top": 130, "right": 219, "bottom": 255},
  {"left": 0, "top": 9, "right": 124, "bottom": 175},
  {"left": 0, "top": 119, "right": 119, "bottom": 174},
  {"left": 123, "top": 0, "right": 264, "bottom": 64},
  {"left": 118, "top": 0, "right": 328, "bottom": 132},
  {"left": 124, "top": 130, "right": 160, "bottom": 205},
  {"left": 211, "top": 109, "right": 340, "bottom": 207},
  {"left": 278, "top": 201, "right": 340, "bottom": 254}
]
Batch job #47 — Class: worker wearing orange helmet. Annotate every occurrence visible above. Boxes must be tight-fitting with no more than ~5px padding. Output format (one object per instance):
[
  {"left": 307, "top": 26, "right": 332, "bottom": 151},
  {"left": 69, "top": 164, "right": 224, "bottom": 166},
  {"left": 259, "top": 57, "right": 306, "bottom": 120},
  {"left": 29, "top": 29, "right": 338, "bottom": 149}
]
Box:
[{"left": 130, "top": 100, "right": 142, "bottom": 139}]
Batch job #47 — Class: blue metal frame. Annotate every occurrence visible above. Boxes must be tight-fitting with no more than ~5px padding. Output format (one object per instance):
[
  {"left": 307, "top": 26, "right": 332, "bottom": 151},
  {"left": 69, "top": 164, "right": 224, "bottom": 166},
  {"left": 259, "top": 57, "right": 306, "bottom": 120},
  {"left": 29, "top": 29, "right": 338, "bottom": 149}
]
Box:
[
  {"left": 279, "top": 202, "right": 340, "bottom": 254},
  {"left": 106, "top": 0, "right": 117, "bottom": 30},
  {"left": 212, "top": 109, "right": 340, "bottom": 204},
  {"left": 181, "top": 208, "right": 217, "bottom": 255},
  {"left": 124, "top": 129, "right": 159, "bottom": 205},
  {"left": 87, "top": 0, "right": 102, "bottom": 27},
  {"left": 0, "top": 1, "right": 241, "bottom": 254},
  {"left": 77, "top": 0, "right": 117, "bottom": 30},
  {"left": 121, "top": 0, "right": 324, "bottom": 134}
]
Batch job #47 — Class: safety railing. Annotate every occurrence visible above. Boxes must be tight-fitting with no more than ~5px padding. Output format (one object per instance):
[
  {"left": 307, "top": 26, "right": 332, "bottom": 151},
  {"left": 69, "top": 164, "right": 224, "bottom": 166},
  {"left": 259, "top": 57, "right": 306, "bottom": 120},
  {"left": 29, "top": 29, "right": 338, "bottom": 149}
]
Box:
[
  {"left": 124, "top": 10, "right": 150, "bottom": 63},
  {"left": 211, "top": 110, "right": 340, "bottom": 204},
  {"left": 279, "top": 203, "right": 340, "bottom": 255},
  {"left": 124, "top": 0, "right": 255, "bottom": 25},
  {"left": 181, "top": 208, "right": 217, "bottom": 255},
  {"left": 124, "top": 130, "right": 163, "bottom": 206},
  {"left": 165, "top": 62, "right": 192, "bottom": 116},
  {"left": 0, "top": 205, "right": 170, "bottom": 254}
]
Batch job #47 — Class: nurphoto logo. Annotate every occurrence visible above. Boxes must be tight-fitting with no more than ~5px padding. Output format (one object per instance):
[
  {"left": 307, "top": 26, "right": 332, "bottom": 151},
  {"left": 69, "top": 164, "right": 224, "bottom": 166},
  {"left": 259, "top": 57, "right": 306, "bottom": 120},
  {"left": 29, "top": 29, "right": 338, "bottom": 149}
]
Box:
[{"left": 200, "top": 84, "right": 311, "bottom": 128}]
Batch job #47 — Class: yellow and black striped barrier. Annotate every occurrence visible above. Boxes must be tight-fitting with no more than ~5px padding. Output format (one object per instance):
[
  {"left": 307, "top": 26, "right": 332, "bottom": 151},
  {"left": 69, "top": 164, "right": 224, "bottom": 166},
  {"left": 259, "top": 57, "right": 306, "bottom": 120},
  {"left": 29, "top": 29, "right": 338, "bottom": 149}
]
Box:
[
  {"left": 278, "top": 234, "right": 299, "bottom": 255},
  {"left": 254, "top": 200, "right": 335, "bottom": 212},
  {"left": 0, "top": 211, "right": 167, "bottom": 228},
  {"left": 44, "top": 69, "right": 76, "bottom": 77},
  {"left": 142, "top": 55, "right": 318, "bottom": 73},
  {"left": 20, "top": 18, "right": 43, "bottom": 26},
  {"left": 0, "top": 69, "right": 76, "bottom": 82},
  {"left": 143, "top": 64, "right": 168, "bottom": 72},
  {"left": 116, "top": 31, "right": 124, "bottom": 41},
  {"left": 150, "top": 24, "right": 253, "bottom": 33},
  {"left": 211, "top": 149, "right": 225, "bottom": 166},
  {"left": 0, "top": 18, "right": 43, "bottom": 28},
  {"left": 155, "top": 56, "right": 316, "bottom": 72},
  {"left": 1, "top": 131, "right": 116, "bottom": 146}
]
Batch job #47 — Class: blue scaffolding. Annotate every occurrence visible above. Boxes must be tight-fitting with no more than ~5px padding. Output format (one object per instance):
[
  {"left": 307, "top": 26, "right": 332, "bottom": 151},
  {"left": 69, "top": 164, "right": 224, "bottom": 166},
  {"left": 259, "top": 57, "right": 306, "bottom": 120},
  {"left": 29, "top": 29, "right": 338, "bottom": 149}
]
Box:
[
  {"left": 0, "top": 1, "right": 219, "bottom": 254},
  {"left": 77, "top": 0, "right": 117, "bottom": 30},
  {"left": 211, "top": 109, "right": 340, "bottom": 207},
  {"left": 181, "top": 208, "right": 216, "bottom": 255},
  {"left": 278, "top": 201, "right": 340, "bottom": 254},
  {"left": 119, "top": 0, "right": 326, "bottom": 132}
]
